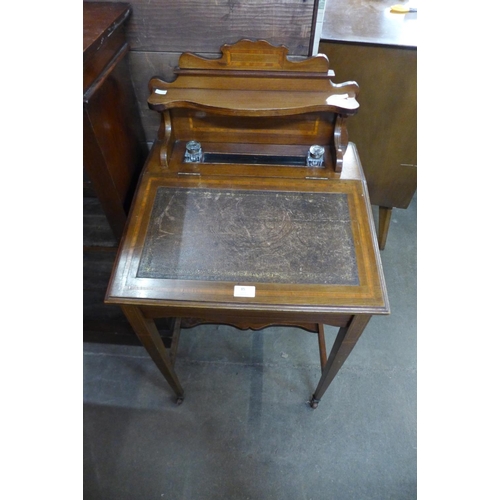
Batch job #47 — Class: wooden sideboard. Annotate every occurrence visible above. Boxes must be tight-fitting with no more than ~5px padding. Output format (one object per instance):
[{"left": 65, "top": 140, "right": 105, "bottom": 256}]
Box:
[{"left": 320, "top": 0, "right": 417, "bottom": 249}]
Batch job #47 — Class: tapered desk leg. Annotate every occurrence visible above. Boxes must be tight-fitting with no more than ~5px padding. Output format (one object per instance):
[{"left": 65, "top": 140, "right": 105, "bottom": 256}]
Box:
[
  {"left": 378, "top": 206, "right": 392, "bottom": 250},
  {"left": 121, "top": 305, "right": 185, "bottom": 404},
  {"left": 310, "top": 315, "right": 371, "bottom": 408}
]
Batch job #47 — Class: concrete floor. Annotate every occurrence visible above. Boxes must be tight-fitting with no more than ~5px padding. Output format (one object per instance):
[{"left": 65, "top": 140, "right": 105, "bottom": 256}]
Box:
[{"left": 83, "top": 193, "right": 417, "bottom": 500}]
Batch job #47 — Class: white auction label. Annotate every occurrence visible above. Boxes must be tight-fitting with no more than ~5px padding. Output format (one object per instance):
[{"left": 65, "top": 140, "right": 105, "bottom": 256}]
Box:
[{"left": 233, "top": 285, "right": 256, "bottom": 298}]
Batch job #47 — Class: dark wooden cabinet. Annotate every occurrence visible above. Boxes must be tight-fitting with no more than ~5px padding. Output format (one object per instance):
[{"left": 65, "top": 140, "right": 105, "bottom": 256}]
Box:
[
  {"left": 83, "top": 2, "right": 149, "bottom": 343},
  {"left": 320, "top": 0, "right": 417, "bottom": 249},
  {"left": 83, "top": 1, "right": 147, "bottom": 243}
]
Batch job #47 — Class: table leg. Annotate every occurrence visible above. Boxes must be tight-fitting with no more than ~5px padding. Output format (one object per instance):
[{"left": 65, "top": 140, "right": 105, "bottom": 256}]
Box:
[
  {"left": 317, "top": 323, "right": 327, "bottom": 371},
  {"left": 121, "top": 305, "right": 185, "bottom": 404},
  {"left": 310, "top": 315, "right": 371, "bottom": 408},
  {"left": 378, "top": 206, "right": 392, "bottom": 250}
]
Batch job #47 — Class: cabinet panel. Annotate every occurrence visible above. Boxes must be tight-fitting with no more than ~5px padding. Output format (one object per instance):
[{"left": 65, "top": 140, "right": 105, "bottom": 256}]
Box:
[{"left": 319, "top": 41, "right": 416, "bottom": 209}]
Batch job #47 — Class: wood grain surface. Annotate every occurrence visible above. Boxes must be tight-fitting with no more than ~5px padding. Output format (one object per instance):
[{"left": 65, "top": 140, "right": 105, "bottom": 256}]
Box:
[{"left": 87, "top": 0, "right": 316, "bottom": 54}]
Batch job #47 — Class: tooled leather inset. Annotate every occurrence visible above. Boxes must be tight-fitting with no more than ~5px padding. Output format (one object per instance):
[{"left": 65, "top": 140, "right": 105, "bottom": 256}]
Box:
[{"left": 137, "top": 187, "right": 359, "bottom": 285}]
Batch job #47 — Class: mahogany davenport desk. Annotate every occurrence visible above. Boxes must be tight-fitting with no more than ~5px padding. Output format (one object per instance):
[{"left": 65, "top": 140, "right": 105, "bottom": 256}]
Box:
[{"left": 105, "top": 40, "right": 390, "bottom": 408}]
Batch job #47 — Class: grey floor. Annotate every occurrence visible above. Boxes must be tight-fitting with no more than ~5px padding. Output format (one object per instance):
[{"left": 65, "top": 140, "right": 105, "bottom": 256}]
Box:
[{"left": 83, "top": 193, "right": 417, "bottom": 500}]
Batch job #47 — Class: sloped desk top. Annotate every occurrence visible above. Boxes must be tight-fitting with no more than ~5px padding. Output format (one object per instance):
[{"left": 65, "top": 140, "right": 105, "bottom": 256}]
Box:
[{"left": 106, "top": 143, "right": 388, "bottom": 314}]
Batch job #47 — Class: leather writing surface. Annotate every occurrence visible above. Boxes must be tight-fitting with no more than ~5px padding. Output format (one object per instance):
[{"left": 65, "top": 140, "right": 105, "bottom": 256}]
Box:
[{"left": 137, "top": 187, "right": 359, "bottom": 285}]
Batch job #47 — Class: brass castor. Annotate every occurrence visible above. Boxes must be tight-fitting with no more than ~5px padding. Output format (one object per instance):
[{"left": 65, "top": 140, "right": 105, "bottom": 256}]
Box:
[{"left": 309, "top": 396, "right": 320, "bottom": 409}]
